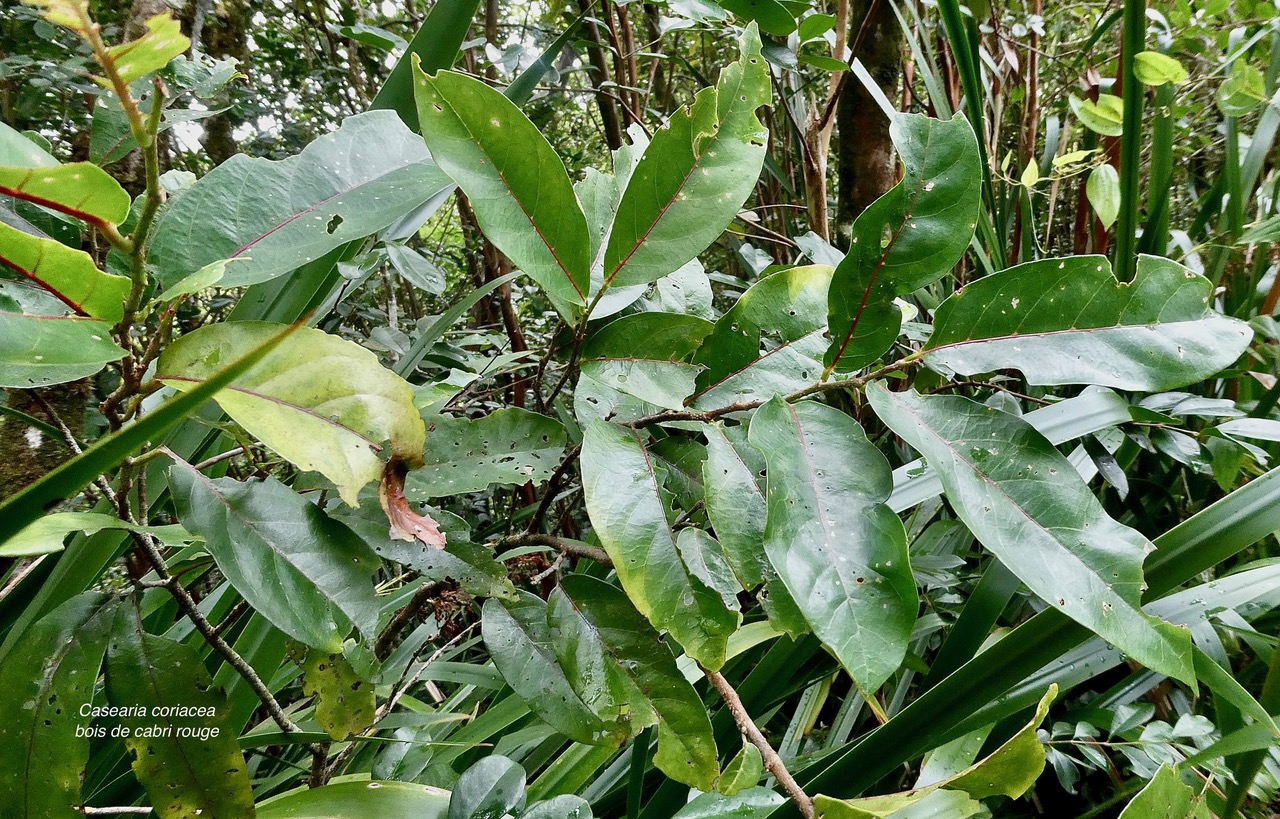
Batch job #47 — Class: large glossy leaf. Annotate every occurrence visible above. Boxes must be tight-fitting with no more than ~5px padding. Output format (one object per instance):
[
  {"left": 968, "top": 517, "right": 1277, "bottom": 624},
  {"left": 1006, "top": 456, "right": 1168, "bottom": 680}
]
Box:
[
  {"left": 0, "top": 162, "right": 129, "bottom": 228},
  {"left": 482, "top": 593, "right": 617, "bottom": 745},
  {"left": 924, "top": 255, "right": 1254, "bottom": 391},
  {"left": 105, "top": 607, "right": 253, "bottom": 819},
  {"left": 413, "top": 62, "right": 591, "bottom": 305},
  {"left": 0, "top": 220, "right": 129, "bottom": 320},
  {"left": 691, "top": 264, "right": 834, "bottom": 408},
  {"left": 814, "top": 686, "right": 1054, "bottom": 818},
  {"left": 559, "top": 575, "right": 721, "bottom": 789},
  {"left": 867, "top": 386, "right": 1195, "bottom": 686},
  {"left": 748, "top": 398, "right": 916, "bottom": 692},
  {"left": 149, "top": 111, "right": 451, "bottom": 289},
  {"left": 408, "top": 408, "right": 566, "bottom": 499},
  {"left": 580, "top": 312, "right": 713, "bottom": 409},
  {"left": 0, "top": 311, "right": 124, "bottom": 388},
  {"left": 157, "top": 321, "right": 425, "bottom": 506},
  {"left": 169, "top": 468, "right": 381, "bottom": 652},
  {"left": 256, "top": 781, "right": 450, "bottom": 818},
  {"left": 825, "top": 113, "right": 982, "bottom": 373},
  {"left": 449, "top": 756, "right": 526, "bottom": 819},
  {"left": 0, "top": 593, "right": 117, "bottom": 819},
  {"left": 601, "top": 24, "right": 769, "bottom": 291},
  {"left": 580, "top": 420, "right": 739, "bottom": 668}
]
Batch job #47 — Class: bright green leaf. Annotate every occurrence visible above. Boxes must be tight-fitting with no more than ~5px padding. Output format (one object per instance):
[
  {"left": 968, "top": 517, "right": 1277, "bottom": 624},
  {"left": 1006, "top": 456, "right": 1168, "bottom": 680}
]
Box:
[
  {"left": 1133, "top": 51, "right": 1189, "bottom": 86},
  {"left": 0, "top": 162, "right": 130, "bottom": 227},
  {"left": 602, "top": 25, "right": 769, "bottom": 291},
  {"left": 1117, "top": 766, "right": 1200, "bottom": 818},
  {"left": 1070, "top": 94, "right": 1124, "bottom": 136},
  {"left": 414, "top": 61, "right": 591, "bottom": 305},
  {"left": 0, "top": 511, "right": 192, "bottom": 558},
  {"left": 1086, "top": 164, "right": 1120, "bottom": 229},
  {"left": 169, "top": 468, "right": 381, "bottom": 652},
  {"left": 718, "top": 0, "right": 796, "bottom": 35},
  {"left": 256, "top": 781, "right": 450, "bottom": 818},
  {"left": 1020, "top": 158, "right": 1040, "bottom": 187},
  {"left": 581, "top": 420, "right": 739, "bottom": 668},
  {"left": 923, "top": 255, "right": 1253, "bottom": 391},
  {"left": 867, "top": 386, "right": 1196, "bottom": 686},
  {"left": 1217, "top": 63, "right": 1265, "bottom": 116},
  {"left": 748, "top": 398, "right": 916, "bottom": 691},
  {"left": 0, "top": 220, "right": 130, "bottom": 321},
  {"left": 101, "top": 13, "right": 190, "bottom": 85},
  {"left": 157, "top": 321, "right": 425, "bottom": 506},
  {"left": 719, "top": 741, "right": 765, "bottom": 795}
]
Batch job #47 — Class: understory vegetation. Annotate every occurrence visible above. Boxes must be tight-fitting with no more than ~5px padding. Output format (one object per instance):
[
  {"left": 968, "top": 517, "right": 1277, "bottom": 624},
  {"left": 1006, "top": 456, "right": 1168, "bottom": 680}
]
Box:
[{"left": 0, "top": 0, "right": 1279, "bottom": 816}]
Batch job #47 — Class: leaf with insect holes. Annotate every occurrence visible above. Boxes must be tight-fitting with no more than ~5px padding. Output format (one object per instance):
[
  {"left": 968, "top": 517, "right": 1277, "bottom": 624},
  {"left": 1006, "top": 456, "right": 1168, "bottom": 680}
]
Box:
[
  {"left": 923, "top": 255, "right": 1253, "bottom": 392},
  {"left": 157, "top": 321, "right": 425, "bottom": 506}
]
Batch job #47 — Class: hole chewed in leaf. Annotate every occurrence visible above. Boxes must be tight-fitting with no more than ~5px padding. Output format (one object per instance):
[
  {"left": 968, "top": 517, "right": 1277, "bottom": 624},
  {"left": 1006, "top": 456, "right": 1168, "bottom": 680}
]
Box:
[{"left": 379, "top": 457, "right": 446, "bottom": 549}]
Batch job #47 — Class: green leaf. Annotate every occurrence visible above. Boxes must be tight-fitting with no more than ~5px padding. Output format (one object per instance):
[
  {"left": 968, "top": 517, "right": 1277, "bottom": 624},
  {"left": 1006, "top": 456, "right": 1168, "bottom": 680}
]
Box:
[
  {"left": 602, "top": 25, "right": 769, "bottom": 291},
  {"left": 867, "top": 386, "right": 1196, "bottom": 686},
  {"left": 923, "top": 255, "right": 1253, "bottom": 391},
  {"left": 520, "top": 795, "right": 593, "bottom": 818},
  {"left": 1133, "top": 52, "right": 1188, "bottom": 86},
  {"left": 702, "top": 422, "right": 805, "bottom": 634},
  {"left": 0, "top": 220, "right": 130, "bottom": 321},
  {"left": 169, "top": 468, "right": 381, "bottom": 652},
  {"left": 748, "top": 398, "right": 916, "bottom": 692},
  {"left": 814, "top": 686, "right": 1054, "bottom": 818},
  {"left": 157, "top": 321, "right": 425, "bottom": 506},
  {"left": 0, "top": 321, "right": 302, "bottom": 547},
  {"left": 0, "top": 511, "right": 192, "bottom": 558},
  {"left": 289, "top": 643, "right": 375, "bottom": 740},
  {"left": 676, "top": 528, "right": 742, "bottom": 610},
  {"left": 1117, "top": 766, "right": 1200, "bottom": 818},
  {"left": 559, "top": 574, "right": 722, "bottom": 789},
  {"left": 718, "top": 0, "right": 796, "bottom": 34},
  {"left": 1086, "top": 164, "right": 1121, "bottom": 229},
  {"left": 581, "top": 420, "right": 740, "bottom": 668},
  {"left": 101, "top": 12, "right": 189, "bottom": 85},
  {"left": 407, "top": 408, "right": 567, "bottom": 499},
  {"left": 105, "top": 607, "right": 253, "bottom": 819},
  {"left": 1217, "top": 63, "right": 1265, "bottom": 116},
  {"left": 692, "top": 264, "right": 834, "bottom": 408},
  {"left": 482, "top": 593, "right": 619, "bottom": 745},
  {"left": 671, "top": 788, "right": 785, "bottom": 818},
  {"left": 825, "top": 112, "right": 982, "bottom": 372},
  {"left": 150, "top": 111, "right": 452, "bottom": 290},
  {"left": 0, "top": 121, "right": 58, "bottom": 167},
  {"left": 719, "top": 742, "right": 765, "bottom": 796},
  {"left": 413, "top": 63, "right": 591, "bottom": 305},
  {"left": 256, "top": 781, "right": 450, "bottom": 818},
  {"left": 0, "top": 162, "right": 130, "bottom": 227},
  {"left": 0, "top": 593, "right": 117, "bottom": 819},
  {"left": 0, "top": 311, "right": 124, "bottom": 388},
  {"left": 1070, "top": 94, "right": 1124, "bottom": 136},
  {"left": 579, "top": 310, "right": 713, "bottom": 408},
  {"left": 386, "top": 243, "right": 445, "bottom": 295},
  {"left": 449, "top": 756, "right": 526, "bottom": 819}
]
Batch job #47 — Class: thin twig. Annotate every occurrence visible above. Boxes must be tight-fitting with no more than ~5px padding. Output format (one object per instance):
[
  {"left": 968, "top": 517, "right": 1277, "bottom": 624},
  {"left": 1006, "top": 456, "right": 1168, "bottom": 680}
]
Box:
[
  {"left": 527, "top": 443, "right": 582, "bottom": 534},
  {"left": 497, "top": 532, "right": 612, "bottom": 566},
  {"left": 375, "top": 581, "right": 445, "bottom": 659},
  {"left": 705, "top": 668, "right": 814, "bottom": 819}
]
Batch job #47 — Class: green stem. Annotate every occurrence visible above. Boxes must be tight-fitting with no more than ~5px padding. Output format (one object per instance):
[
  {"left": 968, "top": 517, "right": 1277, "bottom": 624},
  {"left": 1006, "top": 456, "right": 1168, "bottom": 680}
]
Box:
[{"left": 1113, "top": 0, "right": 1146, "bottom": 281}]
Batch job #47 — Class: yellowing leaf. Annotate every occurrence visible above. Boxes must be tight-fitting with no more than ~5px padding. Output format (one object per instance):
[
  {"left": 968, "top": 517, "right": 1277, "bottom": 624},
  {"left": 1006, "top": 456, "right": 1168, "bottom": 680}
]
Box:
[
  {"left": 157, "top": 322, "right": 426, "bottom": 506},
  {"left": 100, "top": 13, "right": 190, "bottom": 86}
]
